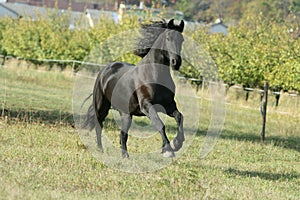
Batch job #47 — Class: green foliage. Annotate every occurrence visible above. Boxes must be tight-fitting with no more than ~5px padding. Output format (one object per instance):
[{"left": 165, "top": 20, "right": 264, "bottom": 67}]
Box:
[
  {"left": 172, "top": 0, "right": 300, "bottom": 23},
  {"left": 0, "top": 7, "right": 299, "bottom": 93},
  {"left": 0, "top": 18, "right": 7, "bottom": 55},
  {"left": 180, "top": 12, "right": 300, "bottom": 93},
  {"left": 290, "top": 0, "right": 300, "bottom": 13},
  {"left": 1, "top": 12, "right": 74, "bottom": 63},
  {"left": 0, "top": 12, "right": 139, "bottom": 65}
]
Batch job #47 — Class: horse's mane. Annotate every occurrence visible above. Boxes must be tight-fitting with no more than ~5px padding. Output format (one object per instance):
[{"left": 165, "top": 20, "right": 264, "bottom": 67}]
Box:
[{"left": 134, "top": 19, "right": 179, "bottom": 58}]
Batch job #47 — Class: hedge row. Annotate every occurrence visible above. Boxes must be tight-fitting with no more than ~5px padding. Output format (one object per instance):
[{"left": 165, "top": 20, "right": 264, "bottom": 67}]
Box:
[
  {"left": 188, "top": 14, "right": 300, "bottom": 92},
  {"left": 0, "top": 11, "right": 299, "bottom": 92}
]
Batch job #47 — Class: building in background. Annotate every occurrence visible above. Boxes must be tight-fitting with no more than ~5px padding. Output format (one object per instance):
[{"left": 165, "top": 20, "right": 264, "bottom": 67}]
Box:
[
  {"left": 209, "top": 18, "right": 228, "bottom": 36},
  {"left": 1, "top": 0, "right": 182, "bottom": 20},
  {"left": 4, "top": 0, "right": 178, "bottom": 11},
  {"left": 5, "top": 0, "right": 114, "bottom": 11},
  {"left": 0, "top": 1, "right": 118, "bottom": 28}
]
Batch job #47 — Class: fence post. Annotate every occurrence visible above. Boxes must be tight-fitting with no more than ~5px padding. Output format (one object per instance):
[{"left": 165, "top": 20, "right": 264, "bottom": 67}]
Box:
[
  {"left": 201, "top": 78, "right": 205, "bottom": 96},
  {"left": 72, "top": 61, "right": 75, "bottom": 72},
  {"left": 0, "top": 55, "right": 5, "bottom": 66},
  {"left": 260, "top": 81, "right": 268, "bottom": 142},
  {"left": 275, "top": 93, "right": 280, "bottom": 107},
  {"left": 200, "top": 78, "right": 205, "bottom": 106}
]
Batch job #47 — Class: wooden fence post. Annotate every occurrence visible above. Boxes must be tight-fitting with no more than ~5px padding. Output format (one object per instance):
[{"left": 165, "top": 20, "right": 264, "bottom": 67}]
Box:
[
  {"left": 260, "top": 81, "right": 269, "bottom": 142},
  {"left": 274, "top": 93, "right": 280, "bottom": 107},
  {"left": 1, "top": 55, "right": 5, "bottom": 66}
]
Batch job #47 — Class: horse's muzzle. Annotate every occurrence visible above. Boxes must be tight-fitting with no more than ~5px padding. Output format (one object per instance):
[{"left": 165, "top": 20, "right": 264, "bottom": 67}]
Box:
[{"left": 171, "top": 56, "right": 182, "bottom": 70}]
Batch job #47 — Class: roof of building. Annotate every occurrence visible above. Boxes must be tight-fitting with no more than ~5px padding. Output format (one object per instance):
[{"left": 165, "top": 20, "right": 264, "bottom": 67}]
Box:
[
  {"left": 0, "top": 2, "right": 20, "bottom": 18},
  {"left": 0, "top": 2, "right": 118, "bottom": 28},
  {"left": 0, "top": 2, "right": 49, "bottom": 19}
]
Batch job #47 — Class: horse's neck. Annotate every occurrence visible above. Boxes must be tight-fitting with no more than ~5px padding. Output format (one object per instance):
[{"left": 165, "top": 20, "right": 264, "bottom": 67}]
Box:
[
  {"left": 146, "top": 34, "right": 170, "bottom": 65},
  {"left": 143, "top": 49, "right": 170, "bottom": 71},
  {"left": 137, "top": 49, "right": 173, "bottom": 86}
]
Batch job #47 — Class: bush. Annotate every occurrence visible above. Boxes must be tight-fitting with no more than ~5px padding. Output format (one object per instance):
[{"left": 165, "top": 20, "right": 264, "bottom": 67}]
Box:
[
  {"left": 0, "top": 10, "right": 299, "bottom": 93},
  {"left": 181, "top": 13, "right": 300, "bottom": 93},
  {"left": 0, "top": 18, "right": 7, "bottom": 56}
]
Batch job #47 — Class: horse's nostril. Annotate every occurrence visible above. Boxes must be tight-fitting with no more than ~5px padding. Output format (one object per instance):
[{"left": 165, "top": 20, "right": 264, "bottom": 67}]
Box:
[{"left": 171, "top": 59, "right": 176, "bottom": 66}]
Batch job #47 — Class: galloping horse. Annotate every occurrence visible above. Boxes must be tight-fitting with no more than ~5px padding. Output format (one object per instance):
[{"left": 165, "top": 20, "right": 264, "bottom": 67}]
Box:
[{"left": 83, "top": 19, "right": 185, "bottom": 158}]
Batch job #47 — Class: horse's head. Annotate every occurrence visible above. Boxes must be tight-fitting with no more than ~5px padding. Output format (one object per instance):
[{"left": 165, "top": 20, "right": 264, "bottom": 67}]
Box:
[
  {"left": 165, "top": 19, "right": 184, "bottom": 70},
  {"left": 134, "top": 19, "right": 185, "bottom": 70}
]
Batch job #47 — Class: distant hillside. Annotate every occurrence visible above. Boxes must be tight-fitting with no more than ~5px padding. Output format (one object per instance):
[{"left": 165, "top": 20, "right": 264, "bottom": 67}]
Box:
[
  {"left": 5, "top": 0, "right": 300, "bottom": 22},
  {"left": 174, "top": 0, "right": 300, "bottom": 22}
]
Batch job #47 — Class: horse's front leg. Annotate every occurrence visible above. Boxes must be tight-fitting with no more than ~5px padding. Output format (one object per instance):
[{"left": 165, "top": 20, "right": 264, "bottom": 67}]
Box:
[
  {"left": 169, "top": 110, "right": 185, "bottom": 151},
  {"left": 142, "top": 102, "right": 174, "bottom": 158},
  {"left": 120, "top": 113, "right": 132, "bottom": 158}
]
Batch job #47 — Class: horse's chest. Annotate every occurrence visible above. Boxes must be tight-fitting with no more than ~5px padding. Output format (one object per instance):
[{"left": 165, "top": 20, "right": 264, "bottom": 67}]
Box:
[{"left": 151, "top": 85, "right": 175, "bottom": 104}]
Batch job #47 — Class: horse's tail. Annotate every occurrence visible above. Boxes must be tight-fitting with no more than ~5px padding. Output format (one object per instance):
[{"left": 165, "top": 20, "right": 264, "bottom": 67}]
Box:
[
  {"left": 81, "top": 69, "right": 105, "bottom": 131},
  {"left": 81, "top": 93, "right": 96, "bottom": 130},
  {"left": 80, "top": 93, "right": 93, "bottom": 110},
  {"left": 82, "top": 103, "right": 96, "bottom": 131}
]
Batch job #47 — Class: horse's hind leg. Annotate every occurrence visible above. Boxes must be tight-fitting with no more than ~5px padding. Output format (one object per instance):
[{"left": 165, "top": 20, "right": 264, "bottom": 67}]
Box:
[
  {"left": 119, "top": 113, "right": 132, "bottom": 158},
  {"left": 95, "top": 121, "right": 103, "bottom": 152},
  {"left": 94, "top": 96, "right": 111, "bottom": 152}
]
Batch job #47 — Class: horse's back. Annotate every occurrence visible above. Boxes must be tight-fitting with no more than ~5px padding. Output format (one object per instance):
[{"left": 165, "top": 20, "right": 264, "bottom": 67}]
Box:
[
  {"left": 97, "top": 62, "right": 139, "bottom": 113},
  {"left": 102, "top": 62, "right": 134, "bottom": 78},
  {"left": 98, "top": 62, "right": 134, "bottom": 91}
]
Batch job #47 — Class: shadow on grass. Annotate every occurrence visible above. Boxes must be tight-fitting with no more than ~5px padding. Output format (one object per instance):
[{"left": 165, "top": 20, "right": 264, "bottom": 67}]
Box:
[
  {"left": 193, "top": 126, "right": 299, "bottom": 153},
  {"left": 2, "top": 108, "right": 299, "bottom": 154},
  {"left": 1, "top": 108, "right": 74, "bottom": 125},
  {"left": 225, "top": 168, "right": 300, "bottom": 181},
  {"left": 220, "top": 130, "right": 300, "bottom": 153},
  {"left": 116, "top": 116, "right": 299, "bottom": 154}
]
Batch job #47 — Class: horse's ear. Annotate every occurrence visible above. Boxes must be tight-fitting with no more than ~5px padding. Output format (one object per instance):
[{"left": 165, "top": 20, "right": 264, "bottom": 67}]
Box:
[
  {"left": 168, "top": 19, "right": 175, "bottom": 29},
  {"left": 179, "top": 20, "right": 184, "bottom": 32}
]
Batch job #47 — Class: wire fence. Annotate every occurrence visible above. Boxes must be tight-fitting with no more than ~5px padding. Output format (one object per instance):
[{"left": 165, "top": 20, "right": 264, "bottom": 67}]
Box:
[
  {"left": 1, "top": 54, "right": 299, "bottom": 114},
  {"left": 1, "top": 55, "right": 299, "bottom": 141},
  {"left": 0, "top": 55, "right": 105, "bottom": 69}
]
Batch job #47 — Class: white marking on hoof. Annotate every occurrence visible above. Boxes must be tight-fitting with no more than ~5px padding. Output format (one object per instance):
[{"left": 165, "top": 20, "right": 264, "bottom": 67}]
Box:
[
  {"left": 170, "top": 141, "right": 176, "bottom": 150},
  {"left": 163, "top": 151, "right": 175, "bottom": 158},
  {"left": 171, "top": 138, "right": 183, "bottom": 152}
]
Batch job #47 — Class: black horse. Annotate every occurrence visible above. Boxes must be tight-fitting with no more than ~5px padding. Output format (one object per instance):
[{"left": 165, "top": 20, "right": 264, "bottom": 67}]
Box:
[{"left": 83, "top": 19, "right": 185, "bottom": 158}]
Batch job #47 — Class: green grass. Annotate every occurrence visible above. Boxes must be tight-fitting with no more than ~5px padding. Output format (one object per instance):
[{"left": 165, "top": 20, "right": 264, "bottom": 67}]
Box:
[{"left": 0, "top": 64, "right": 299, "bottom": 199}]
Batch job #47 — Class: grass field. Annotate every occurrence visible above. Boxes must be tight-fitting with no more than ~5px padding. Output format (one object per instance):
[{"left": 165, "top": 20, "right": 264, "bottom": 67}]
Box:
[{"left": 0, "top": 62, "right": 299, "bottom": 199}]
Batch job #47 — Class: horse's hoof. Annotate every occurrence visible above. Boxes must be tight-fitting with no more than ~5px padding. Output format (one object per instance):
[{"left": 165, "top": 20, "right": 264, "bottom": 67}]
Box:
[
  {"left": 171, "top": 138, "right": 183, "bottom": 152},
  {"left": 122, "top": 154, "right": 129, "bottom": 159},
  {"left": 122, "top": 151, "right": 129, "bottom": 159},
  {"left": 163, "top": 150, "right": 175, "bottom": 158},
  {"left": 97, "top": 146, "right": 104, "bottom": 153}
]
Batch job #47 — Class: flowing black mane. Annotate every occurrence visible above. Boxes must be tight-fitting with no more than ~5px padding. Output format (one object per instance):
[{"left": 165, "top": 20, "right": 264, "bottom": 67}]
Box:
[{"left": 134, "top": 19, "right": 183, "bottom": 58}]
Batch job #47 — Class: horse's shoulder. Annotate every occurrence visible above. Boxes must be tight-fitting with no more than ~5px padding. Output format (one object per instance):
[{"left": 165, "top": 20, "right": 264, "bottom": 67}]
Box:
[
  {"left": 101, "top": 62, "right": 135, "bottom": 79},
  {"left": 104, "top": 62, "right": 133, "bottom": 73},
  {"left": 110, "top": 62, "right": 134, "bottom": 68}
]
